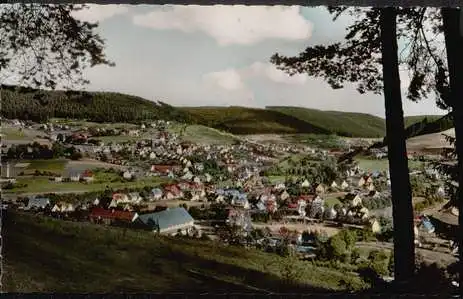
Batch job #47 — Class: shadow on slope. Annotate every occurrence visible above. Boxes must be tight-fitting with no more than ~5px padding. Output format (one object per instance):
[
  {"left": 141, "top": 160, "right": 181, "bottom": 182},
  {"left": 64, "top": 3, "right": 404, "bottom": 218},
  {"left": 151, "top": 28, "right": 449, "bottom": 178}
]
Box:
[{"left": 3, "top": 210, "right": 344, "bottom": 293}]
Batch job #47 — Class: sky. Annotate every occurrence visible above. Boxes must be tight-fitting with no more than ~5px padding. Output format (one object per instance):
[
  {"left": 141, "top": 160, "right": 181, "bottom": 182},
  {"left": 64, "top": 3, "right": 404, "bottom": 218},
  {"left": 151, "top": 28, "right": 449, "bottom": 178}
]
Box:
[{"left": 71, "top": 4, "right": 447, "bottom": 118}]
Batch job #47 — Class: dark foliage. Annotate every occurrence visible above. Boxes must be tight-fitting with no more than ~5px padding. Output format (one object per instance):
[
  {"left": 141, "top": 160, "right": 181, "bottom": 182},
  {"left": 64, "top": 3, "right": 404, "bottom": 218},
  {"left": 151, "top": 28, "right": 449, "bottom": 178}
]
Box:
[
  {"left": 1, "top": 86, "right": 194, "bottom": 123},
  {"left": 0, "top": 4, "right": 113, "bottom": 89}
]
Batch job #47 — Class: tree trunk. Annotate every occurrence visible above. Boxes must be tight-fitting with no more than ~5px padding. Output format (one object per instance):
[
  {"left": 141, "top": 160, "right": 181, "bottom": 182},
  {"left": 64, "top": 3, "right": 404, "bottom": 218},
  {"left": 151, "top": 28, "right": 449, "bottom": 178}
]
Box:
[
  {"left": 379, "top": 7, "right": 415, "bottom": 284},
  {"left": 441, "top": 7, "right": 463, "bottom": 295}
]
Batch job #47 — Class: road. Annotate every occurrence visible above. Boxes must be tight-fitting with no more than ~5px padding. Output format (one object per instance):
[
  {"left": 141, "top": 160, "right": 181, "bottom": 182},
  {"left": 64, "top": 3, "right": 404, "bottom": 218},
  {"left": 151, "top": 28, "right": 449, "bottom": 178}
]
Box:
[{"left": 357, "top": 241, "right": 457, "bottom": 266}]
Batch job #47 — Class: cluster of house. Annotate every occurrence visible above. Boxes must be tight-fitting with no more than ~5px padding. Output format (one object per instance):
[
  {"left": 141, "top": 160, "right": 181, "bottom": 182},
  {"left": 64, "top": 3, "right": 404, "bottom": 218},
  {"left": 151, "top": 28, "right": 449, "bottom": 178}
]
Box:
[{"left": 20, "top": 196, "right": 196, "bottom": 236}]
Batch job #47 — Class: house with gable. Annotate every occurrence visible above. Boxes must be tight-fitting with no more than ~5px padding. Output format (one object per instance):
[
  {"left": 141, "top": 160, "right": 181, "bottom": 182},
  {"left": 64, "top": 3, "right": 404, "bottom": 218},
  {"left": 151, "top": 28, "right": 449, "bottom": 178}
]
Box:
[
  {"left": 163, "top": 183, "right": 183, "bottom": 200},
  {"left": 315, "top": 184, "right": 326, "bottom": 194},
  {"left": 89, "top": 207, "right": 138, "bottom": 225},
  {"left": 301, "top": 179, "right": 311, "bottom": 188},
  {"left": 345, "top": 193, "right": 363, "bottom": 207},
  {"left": 341, "top": 180, "right": 349, "bottom": 190},
  {"left": 151, "top": 188, "right": 163, "bottom": 201}
]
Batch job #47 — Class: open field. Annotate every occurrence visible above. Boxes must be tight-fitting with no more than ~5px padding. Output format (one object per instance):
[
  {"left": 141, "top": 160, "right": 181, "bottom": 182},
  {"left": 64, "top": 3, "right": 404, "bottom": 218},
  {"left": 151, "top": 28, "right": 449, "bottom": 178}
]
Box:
[
  {"left": 169, "top": 124, "right": 239, "bottom": 145},
  {"left": 50, "top": 118, "right": 139, "bottom": 130},
  {"left": 67, "top": 159, "right": 127, "bottom": 171},
  {"left": 3, "top": 210, "right": 365, "bottom": 293},
  {"left": 1, "top": 127, "right": 28, "bottom": 140},
  {"left": 4, "top": 176, "right": 168, "bottom": 195},
  {"left": 267, "top": 106, "right": 386, "bottom": 138},
  {"left": 406, "top": 129, "right": 455, "bottom": 152},
  {"left": 355, "top": 157, "right": 425, "bottom": 172},
  {"left": 24, "top": 159, "right": 68, "bottom": 175},
  {"left": 253, "top": 222, "right": 341, "bottom": 238}
]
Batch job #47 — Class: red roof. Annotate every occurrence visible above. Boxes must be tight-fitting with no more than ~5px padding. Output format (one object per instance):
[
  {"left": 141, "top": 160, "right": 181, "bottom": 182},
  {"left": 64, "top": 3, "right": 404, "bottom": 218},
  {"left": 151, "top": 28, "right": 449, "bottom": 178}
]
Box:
[
  {"left": 82, "top": 169, "right": 93, "bottom": 177},
  {"left": 151, "top": 165, "right": 173, "bottom": 173},
  {"left": 89, "top": 208, "right": 136, "bottom": 222},
  {"left": 164, "top": 184, "right": 181, "bottom": 194}
]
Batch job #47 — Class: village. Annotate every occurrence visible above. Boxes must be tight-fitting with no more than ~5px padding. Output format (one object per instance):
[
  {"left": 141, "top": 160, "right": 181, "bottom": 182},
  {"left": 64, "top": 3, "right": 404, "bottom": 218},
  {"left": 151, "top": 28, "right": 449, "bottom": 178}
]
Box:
[{"left": 1, "top": 117, "right": 459, "bottom": 276}]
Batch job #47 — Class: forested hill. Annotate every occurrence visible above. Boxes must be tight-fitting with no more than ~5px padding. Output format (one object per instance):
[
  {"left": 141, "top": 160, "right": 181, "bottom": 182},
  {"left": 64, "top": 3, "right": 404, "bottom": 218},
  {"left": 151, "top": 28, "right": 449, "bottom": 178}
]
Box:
[
  {"left": 1, "top": 85, "right": 193, "bottom": 123},
  {"left": 1, "top": 86, "right": 450, "bottom": 138}
]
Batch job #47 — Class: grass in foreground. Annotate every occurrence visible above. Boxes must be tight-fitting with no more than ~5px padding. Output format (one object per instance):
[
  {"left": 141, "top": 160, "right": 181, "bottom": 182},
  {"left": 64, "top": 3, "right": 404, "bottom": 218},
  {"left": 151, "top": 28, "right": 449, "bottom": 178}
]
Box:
[{"left": 4, "top": 211, "right": 365, "bottom": 293}]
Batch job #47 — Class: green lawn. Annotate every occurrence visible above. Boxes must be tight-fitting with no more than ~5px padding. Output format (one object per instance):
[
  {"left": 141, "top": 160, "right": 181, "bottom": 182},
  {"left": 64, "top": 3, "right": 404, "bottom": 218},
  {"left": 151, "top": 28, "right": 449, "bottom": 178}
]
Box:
[
  {"left": 2, "top": 127, "right": 29, "bottom": 140},
  {"left": 325, "top": 196, "right": 342, "bottom": 208},
  {"left": 24, "top": 159, "right": 68, "bottom": 175},
  {"left": 168, "top": 124, "right": 239, "bottom": 145},
  {"left": 4, "top": 210, "right": 365, "bottom": 293},
  {"left": 5, "top": 176, "right": 168, "bottom": 195},
  {"left": 50, "top": 118, "right": 138, "bottom": 130}
]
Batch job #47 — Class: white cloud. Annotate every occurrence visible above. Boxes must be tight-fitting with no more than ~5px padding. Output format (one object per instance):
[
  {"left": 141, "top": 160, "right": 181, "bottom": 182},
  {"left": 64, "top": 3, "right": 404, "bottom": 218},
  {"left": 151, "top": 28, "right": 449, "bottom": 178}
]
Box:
[
  {"left": 132, "top": 5, "right": 313, "bottom": 46},
  {"left": 247, "top": 62, "right": 307, "bottom": 85},
  {"left": 71, "top": 4, "right": 129, "bottom": 23},
  {"left": 203, "top": 61, "right": 307, "bottom": 93},
  {"left": 203, "top": 68, "right": 246, "bottom": 91}
]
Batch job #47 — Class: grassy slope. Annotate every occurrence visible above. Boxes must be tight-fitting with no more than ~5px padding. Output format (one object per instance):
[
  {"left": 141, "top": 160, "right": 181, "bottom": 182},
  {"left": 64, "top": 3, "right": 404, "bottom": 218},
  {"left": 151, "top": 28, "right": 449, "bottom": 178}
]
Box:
[
  {"left": 404, "top": 115, "right": 443, "bottom": 127},
  {"left": 2, "top": 85, "right": 448, "bottom": 138},
  {"left": 168, "top": 124, "right": 240, "bottom": 145},
  {"left": 267, "top": 106, "right": 386, "bottom": 138},
  {"left": 182, "top": 106, "right": 331, "bottom": 135},
  {"left": 4, "top": 211, "right": 364, "bottom": 293},
  {"left": 183, "top": 106, "right": 445, "bottom": 138},
  {"left": 5, "top": 176, "right": 169, "bottom": 195}
]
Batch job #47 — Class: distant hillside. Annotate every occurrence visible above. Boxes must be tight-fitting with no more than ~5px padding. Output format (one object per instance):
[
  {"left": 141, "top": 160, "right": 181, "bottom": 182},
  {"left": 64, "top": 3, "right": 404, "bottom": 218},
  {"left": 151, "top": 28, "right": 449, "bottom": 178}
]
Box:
[
  {"left": 267, "top": 106, "right": 386, "bottom": 138},
  {"left": 184, "top": 106, "right": 448, "bottom": 138},
  {"left": 182, "top": 106, "right": 331, "bottom": 135},
  {"left": 2, "top": 85, "right": 450, "bottom": 138},
  {"left": 382, "top": 113, "right": 453, "bottom": 146},
  {"left": 1, "top": 85, "right": 192, "bottom": 124},
  {"left": 404, "top": 115, "right": 443, "bottom": 127}
]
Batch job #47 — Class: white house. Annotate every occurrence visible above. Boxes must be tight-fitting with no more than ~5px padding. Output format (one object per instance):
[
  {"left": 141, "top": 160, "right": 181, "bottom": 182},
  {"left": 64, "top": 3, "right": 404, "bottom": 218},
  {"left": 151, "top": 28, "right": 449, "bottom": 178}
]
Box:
[
  {"left": 193, "top": 176, "right": 201, "bottom": 184},
  {"left": 437, "top": 186, "right": 446, "bottom": 197},
  {"left": 315, "top": 184, "right": 326, "bottom": 194},
  {"left": 301, "top": 179, "right": 310, "bottom": 188},
  {"left": 358, "top": 177, "right": 366, "bottom": 187},
  {"left": 275, "top": 183, "right": 286, "bottom": 191},
  {"left": 331, "top": 181, "right": 338, "bottom": 189},
  {"left": 123, "top": 171, "right": 133, "bottom": 180},
  {"left": 350, "top": 194, "right": 363, "bottom": 207},
  {"left": 341, "top": 180, "right": 349, "bottom": 190},
  {"left": 205, "top": 173, "right": 212, "bottom": 183},
  {"left": 280, "top": 190, "right": 290, "bottom": 201}
]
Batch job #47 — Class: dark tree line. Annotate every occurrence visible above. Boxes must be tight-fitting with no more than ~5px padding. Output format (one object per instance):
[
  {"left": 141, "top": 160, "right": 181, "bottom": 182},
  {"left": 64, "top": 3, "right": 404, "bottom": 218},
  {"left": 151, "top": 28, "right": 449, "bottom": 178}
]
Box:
[{"left": 1, "top": 86, "right": 194, "bottom": 123}]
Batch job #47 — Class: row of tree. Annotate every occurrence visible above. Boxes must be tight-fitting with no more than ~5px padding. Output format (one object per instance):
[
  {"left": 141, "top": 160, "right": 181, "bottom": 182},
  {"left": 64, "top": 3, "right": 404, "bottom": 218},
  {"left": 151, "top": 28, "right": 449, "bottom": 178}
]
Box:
[{"left": 1, "top": 86, "right": 193, "bottom": 123}]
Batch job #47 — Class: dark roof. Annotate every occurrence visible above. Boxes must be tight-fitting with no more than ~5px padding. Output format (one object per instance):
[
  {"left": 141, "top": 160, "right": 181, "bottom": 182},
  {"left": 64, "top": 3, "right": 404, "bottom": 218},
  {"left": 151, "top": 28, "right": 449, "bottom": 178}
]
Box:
[{"left": 137, "top": 207, "right": 194, "bottom": 231}]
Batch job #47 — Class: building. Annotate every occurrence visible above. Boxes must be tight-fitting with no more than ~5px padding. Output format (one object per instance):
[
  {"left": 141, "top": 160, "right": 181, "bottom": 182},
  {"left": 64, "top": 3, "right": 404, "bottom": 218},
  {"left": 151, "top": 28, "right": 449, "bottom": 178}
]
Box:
[
  {"left": 89, "top": 208, "right": 138, "bottom": 225},
  {"left": 134, "top": 207, "right": 195, "bottom": 235}
]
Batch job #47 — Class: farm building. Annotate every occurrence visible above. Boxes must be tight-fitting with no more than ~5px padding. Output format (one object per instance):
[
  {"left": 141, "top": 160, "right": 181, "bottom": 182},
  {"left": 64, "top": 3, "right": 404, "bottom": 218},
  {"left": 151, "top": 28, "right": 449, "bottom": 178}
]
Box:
[{"left": 134, "top": 207, "right": 195, "bottom": 235}]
